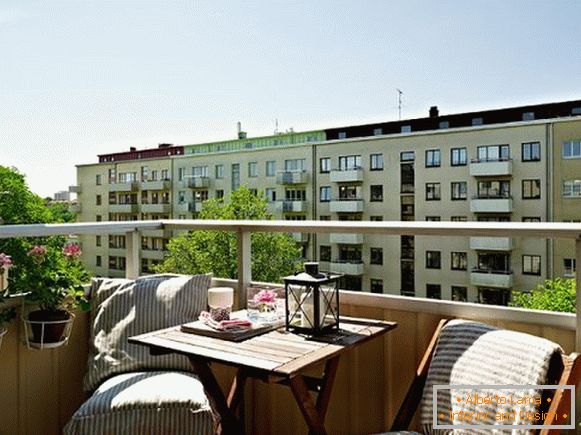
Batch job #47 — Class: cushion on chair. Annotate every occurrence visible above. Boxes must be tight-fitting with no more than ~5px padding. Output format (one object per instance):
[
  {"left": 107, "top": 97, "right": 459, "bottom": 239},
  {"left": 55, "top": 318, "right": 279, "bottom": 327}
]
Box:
[
  {"left": 84, "top": 274, "right": 211, "bottom": 391},
  {"left": 64, "top": 371, "right": 214, "bottom": 435},
  {"left": 419, "top": 319, "right": 562, "bottom": 434}
]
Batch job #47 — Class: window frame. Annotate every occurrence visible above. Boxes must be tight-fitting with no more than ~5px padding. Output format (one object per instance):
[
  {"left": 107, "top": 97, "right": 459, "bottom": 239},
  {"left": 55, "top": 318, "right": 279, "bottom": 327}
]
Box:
[
  {"left": 522, "top": 179, "right": 541, "bottom": 200},
  {"left": 450, "top": 181, "right": 467, "bottom": 200},
  {"left": 425, "top": 149, "right": 441, "bottom": 168},
  {"left": 450, "top": 147, "right": 467, "bottom": 166},
  {"left": 319, "top": 157, "right": 331, "bottom": 173},
  {"left": 522, "top": 142, "right": 541, "bottom": 162},
  {"left": 426, "top": 251, "right": 441, "bottom": 269},
  {"left": 370, "top": 185, "right": 383, "bottom": 202},
  {"left": 425, "top": 182, "right": 441, "bottom": 201},
  {"left": 370, "top": 247, "right": 383, "bottom": 265},
  {"left": 451, "top": 252, "right": 467, "bottom": 271},
  {"left": 319, "top": 186, "right": 331, "bottom": 202},
  {"left": 370, "top": 153, "right": 384, "bottom": 171},
  {"left": 522, "top": 254, "right": 541, "bottom": 276}
]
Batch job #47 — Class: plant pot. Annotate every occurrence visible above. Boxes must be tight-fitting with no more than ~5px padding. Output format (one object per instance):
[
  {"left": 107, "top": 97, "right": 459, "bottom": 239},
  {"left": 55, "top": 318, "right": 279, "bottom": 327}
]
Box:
[{"left": 28, "top": 309, "right": 71, "bottom": 344}]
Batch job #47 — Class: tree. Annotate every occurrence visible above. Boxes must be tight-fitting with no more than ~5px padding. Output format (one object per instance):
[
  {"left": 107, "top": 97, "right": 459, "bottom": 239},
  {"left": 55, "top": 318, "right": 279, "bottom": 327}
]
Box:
[
  {"left": 46, "top": 202, "right": 76, "bottom": 223},
  {"left": 510, "top": 278, "right": 575, "bottom": 313},
  {"left": 155, "top": 186, "right": 303, "bottom": 283}
]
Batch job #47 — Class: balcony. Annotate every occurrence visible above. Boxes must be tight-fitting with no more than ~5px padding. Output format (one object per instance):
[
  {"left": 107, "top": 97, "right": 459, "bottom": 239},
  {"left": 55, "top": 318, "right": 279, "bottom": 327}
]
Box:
[
  {"left": 330, "top": 167, "right": 363, "bottom": 183},
  {"left": 469, "top": 237, "right": 514, "bottom": 251},
  {"left": 329, "top": 198, "right": 363, "bottom": 213},
  {"left": 470, "top": 269, "right": 514, "bottom": 288},
  {"left": 0, "top": 219, "right": 580, "bottom": 435},
  {"left": 469, "top": 158, "right": 513, "bottom": 177},
  {"left": 330, "top": 260, "right": 364, "bottom": 275},
  {"left": 275, "top": 170, "right": 308, "bottom": 185},
  {"left": 291, "top": 232, "right": 309, "bottom": 243},
  {"left": 109, "top": 182, "right": 139, "bottom": 192},
  {"left": 68, "top": 203, "right": 81, "bottom": 213},
  {"left": 140, "top": 179, "right": 171, "bottom": 191},
  {"left": 109, "top": 203, "right": 139, "bottom": 213},
  {"left": 330, "top": 233, "right": 363, "bottom": 244},
  {"left": 470, "top": 196, "right": 513, "bottom": 213},
  {"left": 142, "top": 229, "right": 172, "bottom": 238},
  {"left": 141, "top": 203, "right": 171, "bottom": 214},
  {"left": 274, "top": 200, "right": 309, "bottom": 213},
  {"left": 108, "top": 247, "right": 126, "bottom": 257},
  {"left": 141, "top": 249, "right": 165, "bottom": 260},
  {"left": 68, "top": 185, "right": 81, "bottom": 193},
  {"left": 186, "top": 176, "right": 210, "bottom": 189}
]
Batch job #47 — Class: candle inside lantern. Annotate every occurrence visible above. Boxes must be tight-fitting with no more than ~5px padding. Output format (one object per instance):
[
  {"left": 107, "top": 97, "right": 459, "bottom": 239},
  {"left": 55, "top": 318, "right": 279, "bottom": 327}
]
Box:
[{"left": 208, "top": 287, "right": 234, "bottom": 308}]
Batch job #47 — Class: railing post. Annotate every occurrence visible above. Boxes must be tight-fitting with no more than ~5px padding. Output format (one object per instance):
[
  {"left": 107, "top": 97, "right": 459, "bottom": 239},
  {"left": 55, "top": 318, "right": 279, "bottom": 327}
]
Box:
[
  {"left": 237, "top": 230, "right": 251, "bottom": 309},
  {"left": 125, "top": 230, "right": 140, "bottom": 280},
  {"left": 573, "top": 239, "right": 581, "bottom": 353}
]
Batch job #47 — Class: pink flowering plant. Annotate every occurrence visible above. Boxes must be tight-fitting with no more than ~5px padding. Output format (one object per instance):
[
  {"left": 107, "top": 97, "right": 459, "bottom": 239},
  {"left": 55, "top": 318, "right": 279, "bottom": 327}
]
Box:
[
  {"left": 0, "top": 253, "right": 13, "bottom": 270},
  {"left": 252, "top": 289, "right": 278, "bottom": 312},
  {"left": 18, "top": 242, "right": 90, "bottom": 312}
]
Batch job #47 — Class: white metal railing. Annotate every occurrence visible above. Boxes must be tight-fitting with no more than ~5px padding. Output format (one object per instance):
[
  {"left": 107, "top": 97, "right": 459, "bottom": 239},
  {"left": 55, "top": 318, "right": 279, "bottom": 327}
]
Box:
[{"left": 1, "top": 219, "right": 581, "bottom": 349}]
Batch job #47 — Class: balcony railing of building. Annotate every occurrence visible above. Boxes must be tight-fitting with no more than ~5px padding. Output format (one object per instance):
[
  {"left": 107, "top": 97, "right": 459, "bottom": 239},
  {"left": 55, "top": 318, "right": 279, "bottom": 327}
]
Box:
[
  {"left": 275, "top": 170, "right": 308, "bottom": 185},
  {"left": 1, "top": 219, "right": 581, "bottom": 434}
]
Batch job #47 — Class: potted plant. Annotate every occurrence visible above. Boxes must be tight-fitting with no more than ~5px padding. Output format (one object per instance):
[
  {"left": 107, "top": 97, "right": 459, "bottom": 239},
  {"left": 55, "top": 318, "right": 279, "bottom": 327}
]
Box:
[{"left": 20, "top": 242, "right": 90, "bottom": 346}]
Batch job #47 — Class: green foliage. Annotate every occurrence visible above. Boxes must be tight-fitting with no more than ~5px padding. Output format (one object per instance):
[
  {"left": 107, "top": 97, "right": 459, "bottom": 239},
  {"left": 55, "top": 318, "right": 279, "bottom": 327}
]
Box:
[
  {"left": 510, "top": 278, "right": 576, "bottom": 313},
  {"left": 0, "top": 307, "right": 16, "bottom": 328},
  {"left": 46, "top": 202, "right": 76, "bottom": 223},
  {"left": 155, "top": 186, "right": 303, "bottom": 283}
]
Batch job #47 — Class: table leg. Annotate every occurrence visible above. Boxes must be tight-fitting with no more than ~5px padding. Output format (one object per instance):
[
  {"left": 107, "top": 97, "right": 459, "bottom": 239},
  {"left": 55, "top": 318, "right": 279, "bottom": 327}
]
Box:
[
  {"left": 227, "top": 368, "right": 248, "bottom": 422},
  {"left": 189, "top": 357, "right": 246, "bottom": 435},
  {"left": 315, "top": 357, "right": 340, "bottom": 423}
]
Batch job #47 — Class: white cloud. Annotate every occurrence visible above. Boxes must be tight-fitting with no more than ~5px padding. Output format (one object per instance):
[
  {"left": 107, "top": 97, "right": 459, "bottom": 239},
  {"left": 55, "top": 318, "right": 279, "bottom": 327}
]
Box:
[{"left": 0, "top": 9, "right": 27, "bottom": 26}]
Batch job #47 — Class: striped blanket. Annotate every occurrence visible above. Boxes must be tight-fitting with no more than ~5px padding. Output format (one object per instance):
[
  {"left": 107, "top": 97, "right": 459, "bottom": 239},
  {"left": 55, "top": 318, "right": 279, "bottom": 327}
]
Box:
[{"left": 420, "top": 320, "right": 562, "bottom": 435}]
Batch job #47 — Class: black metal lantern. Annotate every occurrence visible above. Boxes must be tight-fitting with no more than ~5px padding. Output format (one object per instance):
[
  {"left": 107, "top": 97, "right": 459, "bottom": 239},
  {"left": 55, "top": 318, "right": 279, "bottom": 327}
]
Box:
[{"left": 283, "top": 262, "right": 341, "bottom": 335}]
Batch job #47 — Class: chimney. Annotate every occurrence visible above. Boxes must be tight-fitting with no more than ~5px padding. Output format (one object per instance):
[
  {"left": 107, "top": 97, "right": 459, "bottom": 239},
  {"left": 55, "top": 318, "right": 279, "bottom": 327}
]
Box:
[
  {"left": 237, "top": 121, "right": 247, "bottom": 139},
  {"left": 429, "top": 106, "right": 439, "bottom": 118},
  {"left": 129, "top": 147, "right": 136, "bottom": 152},
  {"left": 158, "top": 143, "right": 172, "bottom": 149}
]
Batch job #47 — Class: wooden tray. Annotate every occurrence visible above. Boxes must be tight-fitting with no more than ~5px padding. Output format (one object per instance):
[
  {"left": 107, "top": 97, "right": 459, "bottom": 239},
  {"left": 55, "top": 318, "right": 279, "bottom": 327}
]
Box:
[{"left": 180, "top": 318, "right": 285, "bottom": 342}]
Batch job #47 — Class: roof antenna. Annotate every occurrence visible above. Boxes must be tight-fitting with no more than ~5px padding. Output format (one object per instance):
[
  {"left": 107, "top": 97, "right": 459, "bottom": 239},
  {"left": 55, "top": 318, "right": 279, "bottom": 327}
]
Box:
[
  {"left": 274, "top": 118, "right": 279, "bottom": 134},
  {"left": 396, "top": 89, "right": 404, "bottom": 120}
]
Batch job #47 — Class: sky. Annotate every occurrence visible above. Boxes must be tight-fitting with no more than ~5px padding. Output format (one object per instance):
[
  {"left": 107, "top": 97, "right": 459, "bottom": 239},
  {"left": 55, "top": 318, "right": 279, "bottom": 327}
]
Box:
[{"left": 1, "top": 0, "right": 580, "bottom": 198}]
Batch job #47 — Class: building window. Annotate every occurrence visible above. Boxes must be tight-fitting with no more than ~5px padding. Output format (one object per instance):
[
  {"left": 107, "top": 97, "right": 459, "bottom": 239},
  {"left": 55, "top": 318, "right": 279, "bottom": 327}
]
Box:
[
  {"left": 95, "top": 235, "right": 101, "bottom": 247},
  {"left": 523, "top": 255, "right": 541, "bottom": 275},
  {"left": 522, "top": 217, "right": 541, "bottom": 222},
  {"left": 472, "top": 117, "right": 483, "bottom": 126},
  {"left": 266, "top": 161, "right": 276, "bottom": 177},
  {"left": 231, "top": 164, "right": 240, "bottom": 191},
  {"left": 426, "top": 216, "right": 440, "bottom": 221},
  {"left": 373, "top": 128, "right": 383, "bottom": 136},
  {"left": 370, "top": 185, "right": 383, "bottom": 202},
  {"left": 400, "top": 151, "right": 415, "bottom": 162},
  {"left": 401, "top": 125, "right": 411, "bottom": 133},
  {"left": 319, "top": 186, "right": 331, "bottom": 202},
  {"left": 96, "top": 215, "right": 102, "bottom": 222},
  {"left": 265, "top": 188, "right": 276, "bottom": 203},
  {"left": 477, "top": 144, "right": 510, "bottom": 162},
  {"left": 451, "top": 182, "right": 467, "bottom": 200},
  {"left": 370, "top": 215, "right": 383, "bottom": 221},
  {"left": 522, "top": 179, "right": 541, "bottom": 199},
  {"left": 562, "top": 180, "right": 581, "bottom": 198},
  {"left": 248, "top": 162, "right": 258, "bottom": 178},
  {"left": 319, "top": 215, "right": 330, "bottom": 221},
  {"left": 338, "top": 155, "right": 361, "bottom": 170},
  {"left": 177, "top": 191, "right": 186, "bottom": 203},
  {"left": 562, "top": 140, "right": 581, "bottom": 159},
  {"left": 319, "top": 157, "right": 331, "bottom": 173},
  {"left": 439, "top": 121, "right": 449, "bottom": 129},
  {"left": 285, "top": 189, "right": 306, "bottom": 201},
  {"left": 192, "top": 165, "right": 208, "bottom": 177},
  {"left": 96, "top": 255, "right": 102, "bottom": 267},
  {"left": 284, "top": 159, "right": 306, "bottom": 172},
  {"left": 564, "top": 259, "right": 576, "bottom": 276},
  {"left": 522, "top": 111, "right": 535, "bottom": 121},
  {"left": 320, "top": 245, "right": 331, "bottom": 262},
  {"left": 370, "top": 279, "right": 383, "bottom": 293},
  {"left": 338, "top": 185, "right": 361, "bottom": 200},
  {"left": 178, "top": 167, "right": 185, "bottom": 181},
  {"left": 522, "top": 142, "right": 541, "bottom": 162},
  {"left": 425, "top": 150, "right": 441, "bottom": 167},
  {"left": 451, "top": 252, "right": 467, "bottom": 270},
  {"left": 338, "top": 132, "right": 347, "bottom": 139},
  {"left": 215, "top": 165, "right": 224, "bottom": 179},
  {"left": 478, "top": 180, "right": 510, "bottom": 198},
  {"left": 150, "top": 170, "right": 158, "bottom": 181},
  {"left": 451, "top": 216, "right": 467, "bottom": 222},
  {"left": 108, "top": 168, "right": 116, "bottom": 184},
  {"left": 451, "top": 286, "right": 467, "bottom": 302},
  {"left": 96, "top": 174, "right": 102, "bottom": 185},
  {"left": 215, "top": 189, "right": 224, "bottom": 199},
  {"left": 426, "top": 251, "right": 441, "bottom": 269},
  {"left": 249, "top": 189, "right": 258, "bottom": 196},
  {"left": 426, "top": 284, "right": 441, "bottom": 299},
  {"left": 370, "top": 154, "right": 384, "bottom": 170},
  {"left": 425, "top": 183, "right": 441, "bottom": 201},
  {"left": 370, "top": 248, "right": 383, "bottom": 265},
  {"left": 450, "top": 147, "right": 467, "bottom": 166},
  {"left": 96, "top": 194, "right": 102, "bottom": 206}
]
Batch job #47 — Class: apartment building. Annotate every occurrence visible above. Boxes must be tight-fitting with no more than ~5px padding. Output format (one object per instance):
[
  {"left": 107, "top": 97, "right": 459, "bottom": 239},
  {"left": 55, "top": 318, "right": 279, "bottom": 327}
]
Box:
[{"left": 72, "top": 100, "right": 581, "bottom": 305}]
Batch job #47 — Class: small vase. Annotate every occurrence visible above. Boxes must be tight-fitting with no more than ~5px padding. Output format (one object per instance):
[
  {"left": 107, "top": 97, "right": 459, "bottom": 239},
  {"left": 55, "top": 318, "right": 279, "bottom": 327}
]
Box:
[{"left": 248, "top": 301, "right": 278, "bottom": 323}]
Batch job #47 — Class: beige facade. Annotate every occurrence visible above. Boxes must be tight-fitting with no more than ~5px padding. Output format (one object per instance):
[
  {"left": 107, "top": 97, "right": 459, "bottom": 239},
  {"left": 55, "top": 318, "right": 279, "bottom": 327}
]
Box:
[{"left": 74, "top": 115, "right": 581, "bottom": 304}]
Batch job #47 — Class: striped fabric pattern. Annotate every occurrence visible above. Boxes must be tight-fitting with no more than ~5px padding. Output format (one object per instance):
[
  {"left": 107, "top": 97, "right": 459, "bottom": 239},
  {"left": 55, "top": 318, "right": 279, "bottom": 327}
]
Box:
[
  {"left": 84, "top": 274, "right": 211, "bottom": 391},
  {"left": 419, "top": 320, "right": 561, "bottom": 435},
  {"left": 64, "top": 371, "right": 214, "bottom": 435}
]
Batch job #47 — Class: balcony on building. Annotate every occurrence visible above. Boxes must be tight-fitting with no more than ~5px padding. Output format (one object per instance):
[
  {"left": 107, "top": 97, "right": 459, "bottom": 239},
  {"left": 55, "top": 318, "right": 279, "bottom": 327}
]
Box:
[
  {"left": 470, "top": 195, "right": 513, "bottom": 213},
  {"left": 68, "top": 203, "right": 81, "bottom": 213},
  {"left": 140, "top": 179, "right": 171, "bottom": 191},
  {"left": 142, "top": 229, "right": 173, "bottom": 238},
  {"left": 469, "top": 157, "right": 513, "bottom": 177},
  {"left": 330, "top": 167, "right": 364, "bottom": 183},
  {"left": 68, "top": 185, "right": 81, "bottom": 193},
  {"left": 109, "top": 182, "right": 139, "bottom": 192},
  {"left": 329, "top": 198, "right": 364, "bottom": 213},
  {"left": 108, "top": 247, "right": 126, "bottom": 257},
  {"left": 469, "top": 237, "right": 514, "bottom": 251},
  {"left": 275, "top": 170, "right": 308, "bottom": 185},
  {"left": 275, "top": 200, "right": 309, "bottom": 213},
  {"left": 186, "top": 176, "right": 210, "bottom": 189},
  {"left": 329, "top": 233, "right": 364, "bottom": 244},
  {"left": 141, "top": 249, "right": 165, "bottom": 260},
  {"left": 330, "top": 259, "right": 364, "bottom": 275},
  {"left": 109, "top": 203, "right": 139, "bottom": 213},
  {"left": 141, "top": 203, "right": 171, "bottom": 214},
  {"left": 470, "top": 268, "right": 514, "bottom": 288}
]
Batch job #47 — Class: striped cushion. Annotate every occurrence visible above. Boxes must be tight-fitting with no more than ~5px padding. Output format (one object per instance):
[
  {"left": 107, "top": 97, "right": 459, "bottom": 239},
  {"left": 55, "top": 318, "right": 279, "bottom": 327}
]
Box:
[
  {"left": 64, "top": 371, "right": 214, "bottom": 435},
  {"left": 84, "top": 274, "right": 211, "bottom": 391}
]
